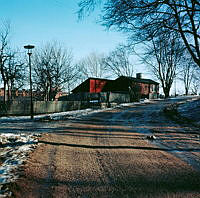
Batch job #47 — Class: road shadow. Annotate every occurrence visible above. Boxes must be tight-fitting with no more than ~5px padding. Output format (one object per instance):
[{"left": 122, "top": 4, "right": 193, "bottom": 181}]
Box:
[{"left": 38, "top": 140, "right": 200, "bottom": 152}]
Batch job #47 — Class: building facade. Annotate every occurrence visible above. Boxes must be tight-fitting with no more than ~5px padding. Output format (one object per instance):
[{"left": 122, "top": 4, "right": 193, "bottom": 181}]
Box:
[
  {"left": 72, "top": 78, "right": 113, "bottom": 93},
  {"left": 71, "top": 74, "right": 159, "bottom": 100}
]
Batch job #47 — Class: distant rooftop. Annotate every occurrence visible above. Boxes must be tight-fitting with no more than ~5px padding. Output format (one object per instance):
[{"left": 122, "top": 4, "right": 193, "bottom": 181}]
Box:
[{"left": 117, "top": 76, "right": 159, "bottom": 84}]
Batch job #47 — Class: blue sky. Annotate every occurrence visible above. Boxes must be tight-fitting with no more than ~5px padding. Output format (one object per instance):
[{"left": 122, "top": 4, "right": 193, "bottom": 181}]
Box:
[
  {"left": 0, "top": 0, "right": 125, "bottom": 60},
  {"left": 0, "top": 0, "right": 184, "bottom": 94}
]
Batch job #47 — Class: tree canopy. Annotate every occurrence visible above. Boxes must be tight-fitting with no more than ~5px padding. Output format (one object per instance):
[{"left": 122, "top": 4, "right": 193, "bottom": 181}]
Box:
[
  {"left": 32, "top": 42, "right": 76, "bottom": 100},
  {"left": 103, "top": 44, "right": 135, "bottom": 78},
  {"left": 78, "top": 0, "right": 200, "bottom": 67}
]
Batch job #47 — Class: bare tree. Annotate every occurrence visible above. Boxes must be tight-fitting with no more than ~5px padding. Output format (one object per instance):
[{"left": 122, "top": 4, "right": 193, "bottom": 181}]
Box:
[
  {"left": 103, "top": 44, "right": 134, "bottom": 78},
  {"left": 0, "top": 21, "right": 11, "bottom": 103},
  {"left": 141, "top": 32, "right": 183, "bottom": 98},
  {"left": 179, "top": 55, "right": 197, "bottom": 95},
  {"left": 33, "top": 42, "right": 77, "bottom": 100},
  {"left": 77, "top": 52, "right": 107, "bottom": 82},
  {"left": 3, "top": 51, "right": 25, "bottom": 100},
  {"left": 191, "top": 69, "right": 200, "bottom": 95},
  {"left": 0, "top": 22, "right": 27, "bottom": 102},
  {"left": 78, "top": 0, "right": 200, "bottom": 68}
]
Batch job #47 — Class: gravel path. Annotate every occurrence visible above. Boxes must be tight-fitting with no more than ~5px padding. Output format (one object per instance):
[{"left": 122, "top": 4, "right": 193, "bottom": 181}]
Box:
[{"left": 6, "top": 98, "right": 200, "bottom": 197}]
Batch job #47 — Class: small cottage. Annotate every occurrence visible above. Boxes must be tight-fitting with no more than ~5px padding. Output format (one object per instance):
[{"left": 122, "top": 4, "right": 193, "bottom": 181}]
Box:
[{"left": 67, "top": 74, "right": 159, "bottom": 102}]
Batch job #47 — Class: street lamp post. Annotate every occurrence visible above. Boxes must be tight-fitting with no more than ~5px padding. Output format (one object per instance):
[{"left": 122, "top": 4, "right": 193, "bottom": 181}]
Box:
[{"left": 24, "top": 45, "right": 35, "bottom": 119}]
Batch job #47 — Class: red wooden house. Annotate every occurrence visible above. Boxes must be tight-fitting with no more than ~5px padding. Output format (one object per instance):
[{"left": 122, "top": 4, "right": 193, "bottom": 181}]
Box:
[{"left": 71, "top": 74, "right": 159, "bottom": 100}]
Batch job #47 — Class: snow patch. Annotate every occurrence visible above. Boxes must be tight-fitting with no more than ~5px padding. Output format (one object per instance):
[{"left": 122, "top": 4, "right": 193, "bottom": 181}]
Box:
[
  {"left": 0, "top": 133, "right": 40, "bottom": 197},
  {"left": 177, "top": 97, "right": 200, "bottom": 124}
]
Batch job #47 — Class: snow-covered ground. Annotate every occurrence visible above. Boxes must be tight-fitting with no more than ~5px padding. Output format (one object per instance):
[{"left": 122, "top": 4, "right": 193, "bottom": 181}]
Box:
[
  {"left": 0, "top": 108, "right": 100, "bottom": 123},
  {"left": 177, "top": 97, "right": 200, "bottom": 126},
  {"left": 0, "top": 133, "right": 40, "bottom": 197}
]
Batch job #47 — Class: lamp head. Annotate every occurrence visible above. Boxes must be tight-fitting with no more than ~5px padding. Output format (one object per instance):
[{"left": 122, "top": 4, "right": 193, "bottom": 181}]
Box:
[{"left": 24, "top": 45, "right": 35, "bottom": 49}]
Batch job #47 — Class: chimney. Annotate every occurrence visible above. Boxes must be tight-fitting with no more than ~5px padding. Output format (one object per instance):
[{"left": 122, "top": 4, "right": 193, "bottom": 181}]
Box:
[{"left": 136, "top": 73, "right": 142, "bottom": 79}]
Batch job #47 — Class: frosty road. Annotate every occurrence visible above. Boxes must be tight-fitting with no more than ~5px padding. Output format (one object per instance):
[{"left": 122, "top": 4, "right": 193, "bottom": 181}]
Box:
[{"left": 3, "top": 97, "right": 200, "bottom": 197}]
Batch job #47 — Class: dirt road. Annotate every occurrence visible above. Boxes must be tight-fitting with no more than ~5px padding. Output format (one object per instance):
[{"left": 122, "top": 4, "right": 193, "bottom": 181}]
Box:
[{"left": 10, "top": 99, "right": 200, "bottom": 197}]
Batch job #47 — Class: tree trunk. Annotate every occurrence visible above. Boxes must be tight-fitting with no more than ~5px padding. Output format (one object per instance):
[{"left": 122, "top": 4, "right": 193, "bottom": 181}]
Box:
[
  {"left": 7, "top": 82, "right": 10, "bottom": 101},
  {"left": 185, "top": 88, "right": 189, "bottom": 95},
  {"left": 3, "top": 81, "right": 6, "bottom": 104},
  {"left": 163, "top": 87, "right": 170, "bottom": 98}
]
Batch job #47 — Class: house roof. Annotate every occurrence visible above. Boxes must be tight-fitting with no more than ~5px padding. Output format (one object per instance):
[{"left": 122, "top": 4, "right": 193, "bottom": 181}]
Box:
[{"left": 117, "top": 76, "right": 159, "bottom": 84}]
